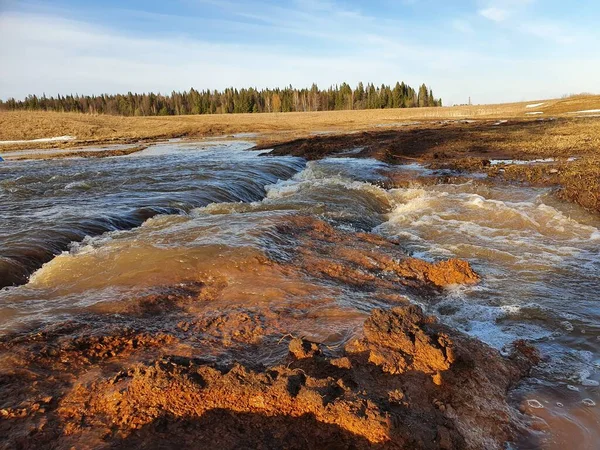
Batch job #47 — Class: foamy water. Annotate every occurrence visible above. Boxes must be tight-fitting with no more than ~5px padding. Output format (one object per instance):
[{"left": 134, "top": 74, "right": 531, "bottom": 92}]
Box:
[{"left": 374, "top": 184, "right": 600, "bottom": 449}]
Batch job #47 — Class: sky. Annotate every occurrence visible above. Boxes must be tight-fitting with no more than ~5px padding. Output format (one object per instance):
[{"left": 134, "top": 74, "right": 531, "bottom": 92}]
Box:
[{"left": 0, "top": 0, "right": 598, "bottom": 105}]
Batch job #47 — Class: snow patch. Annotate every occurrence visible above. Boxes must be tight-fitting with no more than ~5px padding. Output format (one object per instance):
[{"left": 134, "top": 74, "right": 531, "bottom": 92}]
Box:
[
  {"left": 568, "top": 109, "right": 600, "bottom": 114},
  {"left": 490, "top": 158, "right": 555, "bottom": 166},
  {"left": 0, "top": 135, "right": 76, "bottom": 145},
  {"left": 526, "top": 103, "right": 545, "bottom": 108},
  {"left": 525, "top": 112, "right": 544, "bottom": 115}
]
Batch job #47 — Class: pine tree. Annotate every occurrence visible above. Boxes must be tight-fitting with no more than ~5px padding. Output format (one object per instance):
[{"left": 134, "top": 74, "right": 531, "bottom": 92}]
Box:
[{"left": 417, "top": 84, "right": 428, "bottom": 107}]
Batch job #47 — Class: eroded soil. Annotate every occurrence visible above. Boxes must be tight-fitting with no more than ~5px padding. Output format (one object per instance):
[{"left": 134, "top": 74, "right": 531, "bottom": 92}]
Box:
[{"left": 0, "top": 216, "right": 536, "bottom": 449}]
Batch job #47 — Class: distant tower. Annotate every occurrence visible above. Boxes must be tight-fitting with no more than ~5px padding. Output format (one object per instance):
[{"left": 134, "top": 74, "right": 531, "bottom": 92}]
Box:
[{"left": 468, "top": 96, "right": 472, "bottom": 106}]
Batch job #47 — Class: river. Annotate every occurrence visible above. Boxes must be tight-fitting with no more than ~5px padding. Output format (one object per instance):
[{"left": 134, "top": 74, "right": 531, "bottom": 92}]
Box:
[{"left": 0, "top": 140, "right": 598, "bottom": 448}]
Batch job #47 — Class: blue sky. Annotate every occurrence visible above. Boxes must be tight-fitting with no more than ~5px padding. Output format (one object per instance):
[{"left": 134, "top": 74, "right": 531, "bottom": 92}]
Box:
[{"left": 0, "top": 0, "right": 598, "bottom": 105}]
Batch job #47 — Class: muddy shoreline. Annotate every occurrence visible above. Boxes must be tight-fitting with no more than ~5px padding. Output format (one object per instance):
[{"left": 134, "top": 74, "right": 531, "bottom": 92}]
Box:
[
  {"left": 4, "top": 115, "right": 599, "bottom": 213},
  {"left": 258, "top": 116, "right": 600, "bottom": 213},
  {"left": 0, "top": 216, "right": 539, "bottom": 449},
  {"left": 5, "top": 145, "right": 149, "bottom": 161}
]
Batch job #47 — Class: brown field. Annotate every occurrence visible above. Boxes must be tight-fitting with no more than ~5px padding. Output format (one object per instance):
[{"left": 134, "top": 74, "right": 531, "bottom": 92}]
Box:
[{"left": 1, "top": 94, "right": 599, "bottom": 149}]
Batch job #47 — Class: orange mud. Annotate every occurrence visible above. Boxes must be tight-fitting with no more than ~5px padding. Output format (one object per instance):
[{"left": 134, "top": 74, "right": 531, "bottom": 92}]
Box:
[
  {"left": 0, "top": 216, "right": 535, "bottom": 450},
  {"left": 275, "top": 216, "right": 479, "bottom": 290}
]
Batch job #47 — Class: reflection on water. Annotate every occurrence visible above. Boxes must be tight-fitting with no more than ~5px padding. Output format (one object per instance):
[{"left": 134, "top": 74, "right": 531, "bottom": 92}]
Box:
[{"left": 0, "top": 141, "right": 599, "bottom": 448}]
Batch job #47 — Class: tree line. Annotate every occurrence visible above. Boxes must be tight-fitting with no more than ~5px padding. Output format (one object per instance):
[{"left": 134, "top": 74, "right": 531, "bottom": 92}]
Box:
[{"left": 0, "top": 82, "right": 441, "bottom": 116}]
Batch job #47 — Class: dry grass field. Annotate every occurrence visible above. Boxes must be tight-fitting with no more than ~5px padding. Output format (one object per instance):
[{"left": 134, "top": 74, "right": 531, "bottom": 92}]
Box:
[{"left": 1, "top": 94, "right": 599, "bottom": 149}]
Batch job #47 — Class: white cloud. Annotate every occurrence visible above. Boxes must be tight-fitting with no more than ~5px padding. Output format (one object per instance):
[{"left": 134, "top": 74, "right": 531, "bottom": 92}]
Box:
[
  {"left": 0, "top": 7, "right": 598, "bottom": 106},
  {"left": 478, "top": 0, "right": 535, "bottom": 22},
  {"left": 476, "top": 1, "right": 583, "bottom": 45},
  {"left": 521, "top": 21, "right": 577, "bottom": 44},
  {"left": 479, "top": 7, "right": 510, "bottom": 22},
  {"left": 0, "top": 12, "right": 421, "bottom": 98}
]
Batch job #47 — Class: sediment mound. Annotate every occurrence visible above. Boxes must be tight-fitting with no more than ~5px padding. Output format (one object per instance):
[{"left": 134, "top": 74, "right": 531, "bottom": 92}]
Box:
[
  {"left": 0, "top": 215, "right": 534, "bottom": 449},
  {"left": 274, "top": 215, "right": 479, "bottom": 290},
  {"left": 0, "top": 305, "right": 535, "bottom": 450}
]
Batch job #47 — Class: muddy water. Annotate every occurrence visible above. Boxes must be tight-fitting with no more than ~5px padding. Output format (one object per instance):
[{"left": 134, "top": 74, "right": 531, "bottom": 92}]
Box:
[
  {"left": 0, "top": 141, "right": 599, "bottom": 448},
  {"left": 0, "top": 141, "right": 303, "bottom": 288}
]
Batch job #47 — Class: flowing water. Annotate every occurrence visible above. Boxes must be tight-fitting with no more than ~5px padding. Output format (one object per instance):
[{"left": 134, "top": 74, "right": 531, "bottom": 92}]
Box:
[
  {"left": 0, "top": 141, "right": 598, "bottom": 448},
  {"left": 0, "top": 141, "right": 302, "bottom": 288}
]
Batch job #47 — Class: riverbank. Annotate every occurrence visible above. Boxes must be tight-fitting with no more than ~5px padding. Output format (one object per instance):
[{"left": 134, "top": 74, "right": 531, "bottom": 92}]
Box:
[
  {"left": 260, "top": 116, "right": 600, "bottom": 213},
  {"left": 1, "top": 94, "right": 599, "bottom": 151}
]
